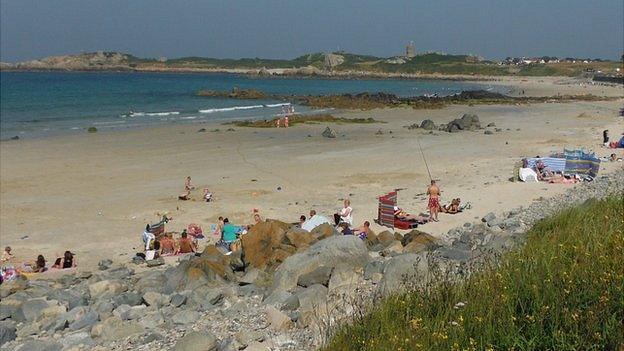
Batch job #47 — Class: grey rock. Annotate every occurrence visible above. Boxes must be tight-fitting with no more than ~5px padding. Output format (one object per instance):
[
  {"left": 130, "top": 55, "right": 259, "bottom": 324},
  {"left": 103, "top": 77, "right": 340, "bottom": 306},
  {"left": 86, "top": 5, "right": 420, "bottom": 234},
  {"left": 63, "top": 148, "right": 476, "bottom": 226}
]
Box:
[
  {"left": 135, "top": 270, "right": 167, "bottom": 294},
  {"left": 482, "top": 212, "right": 496, "bottom": 223},
  {"left": 239, "top": 268, "right": 266, "bottom": 286},
  {"left": 146, "top": 257, "right": 165, "bottom": 267},
  {"left": 143, "top": 291, "right": 171, "bottom": 308},
  {"left": 281, "top": 295, "right": 300, "bottom": 311},
  {"left": 92, "top": 300, "right": 115, "bottom": 320},
  {"left": 270, "top": 236, "right": 369, "bottom": 293},
  {"left": 436, "top": 246, "right": 472, "bottom": 261},
  {"left": 296, "top": 284, "right": 328, "bottom": 326},
  {"left": 98, "top": 259, "right": 113, "bottom": 270},
  {"left": 90, "top": 316, "right": 144, "bottom": 341},
  {"left": 262, "top": 290, "right": 293, "bottom": 309},
  {"left": 0, "top": 303, "right": 18, "bottom": 321},
  {"left": 378, "top": 253, "right": 429, "bottom": 296},
  {"left": 112, "top": 291, "right": 143, "bottom": 307},
  {"left": 364, "top": 261, "right": 385, "bottom": 280},
  {"left": 0, "top": 321, "right": 16, "bottom": 346},
  {"left": 20, "top": 298, "right": 51, "bottom": 322},
  {"left": 487, "top": 218, "right": 503, "bottom": 228},
  {"left": 297, "top": 266, "right": 333, "bottom": 287},
  {"left": 15, "top": 339, "right": 62, "bottom": 351},
  {"left": 174, "top": 331, "right": 218, "bottom": 351},
  {"left": 88, "top": 279, "right": 125, "bottom": 299},
  {"left": 139, "top": 311, "right": 165, "bottom": 329},
  {"left": 265, "top": 306, "right": 293, "bottom": 331},
  {"left": 419, "top": 119, "right": 437, "bottom": 130},
  {"left": 234, "top": 330, "right": 264, "bottom": 349},
  {"left": 321, "top": 126, "right": 337, "bottom": 138},
  {"left": 68, "top": 310, "right": 99, "bottom": 331},
  {"left": 487, "top": 122, "right": 496, "bottom": 127},
  {"left": 484, "top": 130, "right": 494, "bottom": 135},
  {"left": 170, "top": 293, "right": 187, "bottom": 307},
  {"left": 172, "top": 310, "right": 200, "bottom": 325},
  {"left": 112, "top": 304, "right": 132, "bottom": 320},
  {"left": 61, "top": 331, "right": 94, "bottom": 349}
]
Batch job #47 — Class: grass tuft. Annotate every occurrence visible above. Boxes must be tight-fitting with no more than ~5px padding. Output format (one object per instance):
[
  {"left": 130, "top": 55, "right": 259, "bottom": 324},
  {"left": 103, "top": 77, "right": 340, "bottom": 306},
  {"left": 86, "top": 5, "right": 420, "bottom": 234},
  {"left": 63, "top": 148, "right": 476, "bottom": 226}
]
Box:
[{"left": 324, "top": 196, "right": 624, "bottom": 351}]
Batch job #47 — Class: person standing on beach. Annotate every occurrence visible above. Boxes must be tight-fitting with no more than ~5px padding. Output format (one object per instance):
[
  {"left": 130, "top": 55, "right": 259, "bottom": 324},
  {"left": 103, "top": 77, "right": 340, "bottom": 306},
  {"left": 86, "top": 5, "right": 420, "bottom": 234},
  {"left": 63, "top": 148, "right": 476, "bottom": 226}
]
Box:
[{"left": 427, "top": 180, "right": 440, "bottom": 222}]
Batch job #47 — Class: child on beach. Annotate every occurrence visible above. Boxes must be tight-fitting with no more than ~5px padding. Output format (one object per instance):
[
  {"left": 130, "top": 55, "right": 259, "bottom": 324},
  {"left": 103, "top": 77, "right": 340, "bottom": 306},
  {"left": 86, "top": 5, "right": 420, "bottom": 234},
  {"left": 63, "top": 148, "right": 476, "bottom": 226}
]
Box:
[{"left": 1, "top": 246, "right": 14, "bottom": 262}]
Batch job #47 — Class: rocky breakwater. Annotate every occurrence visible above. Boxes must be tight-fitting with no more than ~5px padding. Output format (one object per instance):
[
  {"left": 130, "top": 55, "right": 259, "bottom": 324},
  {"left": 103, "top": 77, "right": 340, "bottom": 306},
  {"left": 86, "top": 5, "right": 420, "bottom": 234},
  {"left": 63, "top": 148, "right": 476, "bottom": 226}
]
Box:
[{"left": 1, "top": 172, "right": 622, "bottom": 350}]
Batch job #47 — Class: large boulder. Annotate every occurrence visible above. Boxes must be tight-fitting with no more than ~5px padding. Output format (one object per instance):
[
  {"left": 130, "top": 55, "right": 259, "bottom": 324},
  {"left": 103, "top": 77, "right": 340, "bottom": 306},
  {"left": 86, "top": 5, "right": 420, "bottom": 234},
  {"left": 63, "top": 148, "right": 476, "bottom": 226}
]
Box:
[
  {"left": 419, "top": 119, "right": 437, "bottom": 130},
  {"left": 165, "top": 246, "right": 235, "bottom": 292},
  {"left": 284, "top": 228, "right": 318, "bottom": 250},
  {"left": 241, "top": 220, "right": 293, "bottom": 270},
  {"left": 15, "top": 339, "right": 62, "bottom": 351},
  {"left": 297, "top": 266, "right": 333, "bottom": 287},
  {"left": 296, "top": 284, "right": 328, "bottom": 326},
  {"left": 446, "top": 114, "right": 480, "bottom": 132},
  {"left": 401, "top": 230, "right": 438, "bottom": 253},
  {"left": 270, "top": 236, "right": 369, "bottom": 293},
  {"left": 377, "top": 253, "right": 429, "bottom": 296},
  {"left": 88, "top": 280, "right": 125, "bottom": 299},
  {"left": 376, "top": 231, "right": 396, "bottom": 246},
  {"left": 309, "top": 223, "right": 336, "bottom": 240}
]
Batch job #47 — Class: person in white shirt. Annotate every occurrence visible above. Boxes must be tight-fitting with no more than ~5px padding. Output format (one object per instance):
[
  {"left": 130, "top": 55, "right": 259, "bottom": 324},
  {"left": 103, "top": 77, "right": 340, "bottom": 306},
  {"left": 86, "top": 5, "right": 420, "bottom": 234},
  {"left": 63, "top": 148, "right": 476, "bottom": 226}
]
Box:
[
  {"left": 334, "top": 199, "right": 353, "bottom": 226},
  {"left": 141, "top": 224, "right": 155, "bottom": 251}
]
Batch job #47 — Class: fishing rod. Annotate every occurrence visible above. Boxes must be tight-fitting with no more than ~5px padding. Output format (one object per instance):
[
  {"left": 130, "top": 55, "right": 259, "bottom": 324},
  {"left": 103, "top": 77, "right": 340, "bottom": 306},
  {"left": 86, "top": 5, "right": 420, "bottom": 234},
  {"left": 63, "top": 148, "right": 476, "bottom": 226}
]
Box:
[{"left": 415, "top": 134, "right": 433, "bottom": 181}]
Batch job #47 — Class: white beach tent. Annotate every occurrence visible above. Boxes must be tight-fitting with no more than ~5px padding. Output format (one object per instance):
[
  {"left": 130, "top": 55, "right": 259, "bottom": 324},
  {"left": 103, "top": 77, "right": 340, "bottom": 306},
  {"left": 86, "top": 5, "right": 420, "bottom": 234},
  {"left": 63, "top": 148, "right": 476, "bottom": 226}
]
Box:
[{"left": 301, "top": 215, "right": 332, "bottom": 232}]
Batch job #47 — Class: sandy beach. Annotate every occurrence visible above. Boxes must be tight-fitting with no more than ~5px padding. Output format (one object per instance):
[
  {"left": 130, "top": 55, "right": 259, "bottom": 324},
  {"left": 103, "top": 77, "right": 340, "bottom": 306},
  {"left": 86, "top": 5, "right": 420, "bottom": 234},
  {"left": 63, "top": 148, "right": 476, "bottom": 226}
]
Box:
[{"left": 1, "top": 78, "right": 622, "bottom": 270}]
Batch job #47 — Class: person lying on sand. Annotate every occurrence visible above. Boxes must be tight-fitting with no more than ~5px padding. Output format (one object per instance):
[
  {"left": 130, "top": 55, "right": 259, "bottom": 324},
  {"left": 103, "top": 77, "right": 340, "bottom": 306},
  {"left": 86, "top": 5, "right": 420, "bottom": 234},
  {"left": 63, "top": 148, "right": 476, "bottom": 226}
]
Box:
[
  {"left": 534, "top": 160, "right": 555, "bottom": 181},
  {"left": 353, "top": 221, "right": 371, "bottom": 240},
  {"left": 441, "top": 198, "right": 461, "bottom": 214},
  {"left": 548, "top": 175, "right": 579, "bottom": 184},
  {"left": 178, "top": 189, "right": 190, "bottom": 201},
  {"left": 394, "top": 206, "right": 419, "bottom": 221}
]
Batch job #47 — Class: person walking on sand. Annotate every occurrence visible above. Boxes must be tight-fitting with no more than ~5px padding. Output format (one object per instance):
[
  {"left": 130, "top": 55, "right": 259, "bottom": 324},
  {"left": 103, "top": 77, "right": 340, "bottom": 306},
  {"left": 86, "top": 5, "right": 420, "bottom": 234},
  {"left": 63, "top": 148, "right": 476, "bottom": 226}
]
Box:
[{"left": 427, "top": 180, "right": 440, "bottom": 222}]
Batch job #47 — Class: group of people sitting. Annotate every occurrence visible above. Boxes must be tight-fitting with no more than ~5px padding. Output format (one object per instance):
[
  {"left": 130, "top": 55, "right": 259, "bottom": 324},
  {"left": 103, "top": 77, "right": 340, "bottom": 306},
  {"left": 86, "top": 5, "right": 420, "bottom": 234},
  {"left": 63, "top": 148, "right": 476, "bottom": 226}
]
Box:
[
  {"left": 141, "top": 225, "right": 200, "bottom": 259},
  {"left": 1, "top": 246, "right": 76, "bottom": 282},
  {"left": 179, "top": 176, "right": 213, "bottom": 202},
  {"left": 300, "top": 200, "right": 371, "bottom": 240}
]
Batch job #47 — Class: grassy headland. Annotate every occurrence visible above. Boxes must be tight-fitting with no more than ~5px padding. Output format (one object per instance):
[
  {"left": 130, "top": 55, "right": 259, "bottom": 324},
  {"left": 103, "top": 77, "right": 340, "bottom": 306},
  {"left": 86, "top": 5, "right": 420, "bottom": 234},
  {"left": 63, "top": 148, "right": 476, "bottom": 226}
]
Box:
[
  {"left": 324, "top": 196, "right": 624, "bottom": 350},
  {"left": 4, "top": 51, "right": 622, "bottom": 78}
]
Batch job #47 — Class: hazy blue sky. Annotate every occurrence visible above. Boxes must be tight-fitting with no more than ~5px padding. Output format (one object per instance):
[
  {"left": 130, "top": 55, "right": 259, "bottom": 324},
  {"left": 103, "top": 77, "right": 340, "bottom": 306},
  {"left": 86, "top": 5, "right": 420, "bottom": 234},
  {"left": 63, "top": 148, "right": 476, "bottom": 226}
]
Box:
[{"left": 1, "top": 0, "right": 622, "bottom": 62}]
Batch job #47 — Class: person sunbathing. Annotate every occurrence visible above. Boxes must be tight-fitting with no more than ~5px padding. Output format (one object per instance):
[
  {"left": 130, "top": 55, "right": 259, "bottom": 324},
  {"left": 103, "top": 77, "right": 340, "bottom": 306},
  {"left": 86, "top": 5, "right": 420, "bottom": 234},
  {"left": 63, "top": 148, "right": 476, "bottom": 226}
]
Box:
[
  {"left": 178, "top": 189, "right": 191, "bottom": 200},
  {"left": 353, "top": 221, "right": 371, "bottom": 240},
  {"left": 549, "top": 175, "right": 579, "bottom": 184},
  {"left": 442, "top": 198, "right": 461, "bottom": 214},
  {"left": 22, "top": 255, "right": 47, "bottom": 273},
  {"left": 394, "top": 206, "right": 419, "bottom": 221},
  {"left": 176, "top": 231, "right": 197, "bottom": 254},
  {"left": 52, "top": 251, "right": 76, "bottom": 269},
  {"left": 159, "top": 233, "right": 176, "bottom": 255}
]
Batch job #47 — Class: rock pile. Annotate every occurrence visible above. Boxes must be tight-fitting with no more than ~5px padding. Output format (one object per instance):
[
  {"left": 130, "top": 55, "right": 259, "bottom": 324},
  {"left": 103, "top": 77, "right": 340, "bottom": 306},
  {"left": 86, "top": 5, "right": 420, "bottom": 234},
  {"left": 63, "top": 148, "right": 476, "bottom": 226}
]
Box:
[{"left": 1, "top": 172, "right": 621, "bottom": 350}]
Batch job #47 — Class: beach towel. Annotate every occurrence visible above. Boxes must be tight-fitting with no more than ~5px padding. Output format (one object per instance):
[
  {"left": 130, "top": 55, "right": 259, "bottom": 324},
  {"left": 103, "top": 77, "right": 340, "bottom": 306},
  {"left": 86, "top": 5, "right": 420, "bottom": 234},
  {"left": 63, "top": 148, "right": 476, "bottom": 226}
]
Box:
[
  {"left": 301, "top": 215, "right": 332, "bottom": 232},
  {"left": 562, "top": 149, "right": 600, "bottom": 177}
]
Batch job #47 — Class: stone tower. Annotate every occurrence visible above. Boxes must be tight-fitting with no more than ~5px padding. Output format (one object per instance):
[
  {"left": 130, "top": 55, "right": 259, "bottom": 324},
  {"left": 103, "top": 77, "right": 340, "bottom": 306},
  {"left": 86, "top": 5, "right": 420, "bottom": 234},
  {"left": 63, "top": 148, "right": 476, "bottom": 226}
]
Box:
[{"left": 405, "top": 41, "right": 416, "bottom": 58}]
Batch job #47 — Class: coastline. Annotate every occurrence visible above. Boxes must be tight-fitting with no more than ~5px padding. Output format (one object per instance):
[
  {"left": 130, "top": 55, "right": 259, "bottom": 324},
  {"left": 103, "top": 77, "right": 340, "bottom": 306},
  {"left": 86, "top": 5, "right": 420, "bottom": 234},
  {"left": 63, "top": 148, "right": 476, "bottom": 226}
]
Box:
[{"left": 1, "top": 77, "right": 623, "bottom": 270}]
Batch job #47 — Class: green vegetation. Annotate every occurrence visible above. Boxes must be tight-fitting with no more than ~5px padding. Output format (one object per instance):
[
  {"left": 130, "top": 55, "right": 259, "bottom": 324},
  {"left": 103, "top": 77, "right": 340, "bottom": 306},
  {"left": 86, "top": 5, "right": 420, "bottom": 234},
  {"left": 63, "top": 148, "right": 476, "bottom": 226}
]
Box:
[
  {"left": 324, "top": 197, "right": 624, "bottom": 351},
  {"left": 87, "top": 126, "right": 98, "bottom": 133},
  {"left": 224, "top": 114, "right": 382, "bottom": 128}
]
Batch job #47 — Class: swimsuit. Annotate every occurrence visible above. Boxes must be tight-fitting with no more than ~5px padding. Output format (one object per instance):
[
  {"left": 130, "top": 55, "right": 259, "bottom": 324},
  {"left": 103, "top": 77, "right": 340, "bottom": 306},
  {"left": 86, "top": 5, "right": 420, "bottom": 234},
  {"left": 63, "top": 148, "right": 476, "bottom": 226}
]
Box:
[{"left": 428, "top": 197, "right": 440, "bottom": 209}]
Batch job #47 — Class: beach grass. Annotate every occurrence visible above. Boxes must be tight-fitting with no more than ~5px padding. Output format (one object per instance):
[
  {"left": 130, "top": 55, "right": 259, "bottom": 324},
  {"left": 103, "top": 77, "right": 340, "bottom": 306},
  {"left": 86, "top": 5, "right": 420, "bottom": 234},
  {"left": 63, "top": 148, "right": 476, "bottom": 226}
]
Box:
[
  {"left": 223, "top": 114, "right": 383, "bottom": 128},
  {"left": 323, "top": 196, "right": 624, "bottom": 351}
]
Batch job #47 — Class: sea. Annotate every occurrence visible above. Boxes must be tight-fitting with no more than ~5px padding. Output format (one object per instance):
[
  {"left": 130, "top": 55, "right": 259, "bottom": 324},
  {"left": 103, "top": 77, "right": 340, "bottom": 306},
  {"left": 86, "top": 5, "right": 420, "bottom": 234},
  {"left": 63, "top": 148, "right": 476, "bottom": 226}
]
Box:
[{"left": 0, "top": 72, "right": 504, "bottom": 139}]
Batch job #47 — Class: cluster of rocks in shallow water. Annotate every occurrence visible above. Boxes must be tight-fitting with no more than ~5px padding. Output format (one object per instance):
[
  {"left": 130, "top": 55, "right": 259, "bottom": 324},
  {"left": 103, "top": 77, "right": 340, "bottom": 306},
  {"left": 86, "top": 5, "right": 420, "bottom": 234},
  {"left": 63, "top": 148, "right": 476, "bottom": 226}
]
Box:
[{"left": 1, "top": 172, "right": 622, "bottom": 351}]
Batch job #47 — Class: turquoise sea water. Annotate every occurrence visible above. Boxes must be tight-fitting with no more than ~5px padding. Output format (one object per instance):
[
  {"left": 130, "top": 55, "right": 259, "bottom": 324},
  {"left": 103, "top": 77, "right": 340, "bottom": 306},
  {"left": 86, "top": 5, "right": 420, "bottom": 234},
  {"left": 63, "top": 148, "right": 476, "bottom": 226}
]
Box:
[{"left": 0, "top": 72, "right": 502, "bottom": 139}]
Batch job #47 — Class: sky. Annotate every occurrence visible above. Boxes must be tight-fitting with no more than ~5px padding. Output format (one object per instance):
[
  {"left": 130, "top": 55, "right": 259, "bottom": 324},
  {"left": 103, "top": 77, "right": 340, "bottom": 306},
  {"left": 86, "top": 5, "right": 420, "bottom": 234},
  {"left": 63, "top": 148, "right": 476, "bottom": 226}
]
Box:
[{"left": 1, "top": 0, "right": 623, "bottom": 62}]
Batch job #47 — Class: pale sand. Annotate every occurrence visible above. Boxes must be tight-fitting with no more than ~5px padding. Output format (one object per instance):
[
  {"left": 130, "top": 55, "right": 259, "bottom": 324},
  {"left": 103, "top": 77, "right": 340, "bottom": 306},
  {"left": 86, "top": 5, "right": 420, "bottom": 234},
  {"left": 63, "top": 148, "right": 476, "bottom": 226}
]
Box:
[{"left": 1, "top": 79, "right": 623, "bottom": 270}]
